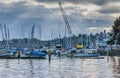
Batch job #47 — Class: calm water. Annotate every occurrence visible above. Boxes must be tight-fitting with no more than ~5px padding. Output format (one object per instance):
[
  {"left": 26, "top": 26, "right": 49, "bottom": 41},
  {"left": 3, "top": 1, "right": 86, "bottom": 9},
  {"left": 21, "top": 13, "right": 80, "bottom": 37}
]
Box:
[{"left": 0, "top": 56, "right": 120, "bottom": 78}]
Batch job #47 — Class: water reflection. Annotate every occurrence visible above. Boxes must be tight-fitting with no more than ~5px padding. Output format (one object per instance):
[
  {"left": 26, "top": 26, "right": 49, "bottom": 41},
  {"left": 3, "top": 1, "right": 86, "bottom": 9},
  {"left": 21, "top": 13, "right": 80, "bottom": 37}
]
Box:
[
  {"left": 4, "top": 60, "right": 10, "bottom": 78},
  {"left": 110, "top": 56, "right": 120, "bottom": 78},
  {"left": 0, "top": 57, "right": 120, "bottom": 78},
  {"left": 29, "top": 59, "right": 34, "bottom": 78}
]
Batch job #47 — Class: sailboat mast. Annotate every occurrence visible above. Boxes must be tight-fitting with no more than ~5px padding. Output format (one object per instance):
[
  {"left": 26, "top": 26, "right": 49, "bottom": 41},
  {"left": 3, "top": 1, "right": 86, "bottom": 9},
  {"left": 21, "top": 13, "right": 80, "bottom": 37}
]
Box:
[
  {"left": 51, "top": 30, "right": 53, "bottom": 46},
  {"left": 4, "top": 25, "right": 8, "bottom": 49},
  {"left": 7, "top": 28, "right": 10, "bottom": 49},
  {"left": 4, "top": 25, "right": 7, "bottom": 41},
  {"left": 38, "top": 25, "right": 42, "bottom": 47},
  {"left": 20, "top": 25, "right": 23, "bottom": 47},
  {"left": 0, "top": 24, "right": 5, "bottom": 40},
  {"left": 30, "top": 24, "right": 35, "bottom": 50}
]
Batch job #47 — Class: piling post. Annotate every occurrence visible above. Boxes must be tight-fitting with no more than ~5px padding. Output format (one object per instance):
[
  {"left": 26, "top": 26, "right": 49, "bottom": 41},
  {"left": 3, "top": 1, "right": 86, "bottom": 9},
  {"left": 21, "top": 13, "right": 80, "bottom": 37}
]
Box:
[{"left": 48, "top": 49, "right": 52, "bottom": 63}]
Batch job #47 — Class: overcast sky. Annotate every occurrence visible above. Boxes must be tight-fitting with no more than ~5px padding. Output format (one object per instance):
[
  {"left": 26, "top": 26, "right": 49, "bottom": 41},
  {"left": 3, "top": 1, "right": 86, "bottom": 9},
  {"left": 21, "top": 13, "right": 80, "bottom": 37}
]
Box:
[{"left": 0, "top": 0, "right": 120, "bottom": 40}]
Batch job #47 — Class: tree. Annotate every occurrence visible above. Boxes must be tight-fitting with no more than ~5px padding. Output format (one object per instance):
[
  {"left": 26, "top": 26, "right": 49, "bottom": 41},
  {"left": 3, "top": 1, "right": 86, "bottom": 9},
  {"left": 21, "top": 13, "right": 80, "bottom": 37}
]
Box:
[
  {"left": 107, "top": 39, "right": 114, "bottom": 45},
  {"left": 112, "top": 16, "right": 120, "bottom": 44}
]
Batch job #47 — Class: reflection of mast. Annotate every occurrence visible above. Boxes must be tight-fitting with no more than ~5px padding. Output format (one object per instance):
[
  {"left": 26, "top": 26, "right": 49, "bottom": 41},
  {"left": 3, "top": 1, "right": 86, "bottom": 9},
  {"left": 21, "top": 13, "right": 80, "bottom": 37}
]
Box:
[
  {"left": 59, "top": 2, "right": 73, "bottom": 48},
  {"left": 29, "top": 60, "right": 34, "bottom": 78}
]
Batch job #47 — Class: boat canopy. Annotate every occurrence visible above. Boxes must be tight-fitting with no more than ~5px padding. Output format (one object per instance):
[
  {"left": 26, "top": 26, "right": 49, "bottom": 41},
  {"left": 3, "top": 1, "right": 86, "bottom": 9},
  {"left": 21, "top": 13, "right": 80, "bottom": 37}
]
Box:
[
  {"left": 56, "top": 44, "right": 62, "bottom": 49},
  {"left": 76, "top": 44, "right": 83, "bottom": 49},
  {"left": 17, "top": 48, "right": 24, "bottom": 51}
]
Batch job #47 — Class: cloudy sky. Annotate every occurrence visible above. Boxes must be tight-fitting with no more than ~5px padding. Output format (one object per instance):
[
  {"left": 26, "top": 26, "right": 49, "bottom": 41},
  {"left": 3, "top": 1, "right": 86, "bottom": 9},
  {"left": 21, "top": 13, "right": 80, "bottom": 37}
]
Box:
[{"left": 0, "top": 0, "right": 120, "bottom": 40}]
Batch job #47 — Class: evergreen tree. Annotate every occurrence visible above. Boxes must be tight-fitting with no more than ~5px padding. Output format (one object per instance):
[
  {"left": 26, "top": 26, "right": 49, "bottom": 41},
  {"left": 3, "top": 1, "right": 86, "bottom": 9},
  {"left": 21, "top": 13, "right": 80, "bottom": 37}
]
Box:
[{"left": 112, "top": 16, "right": 120, "bottom": 44}]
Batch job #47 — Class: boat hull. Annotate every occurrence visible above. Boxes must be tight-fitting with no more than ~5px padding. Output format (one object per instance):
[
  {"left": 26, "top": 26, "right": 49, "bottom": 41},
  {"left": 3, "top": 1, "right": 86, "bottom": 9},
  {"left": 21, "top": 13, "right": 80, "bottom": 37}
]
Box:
[
  {"left": 0, "top": 55, "right": 46, "bottom": 59},
  {"left": 74, "top": 53, "right": 100, "bottom": 57},
  {"left": 0, "top": 51, "right": 46, "bottom": 59}
]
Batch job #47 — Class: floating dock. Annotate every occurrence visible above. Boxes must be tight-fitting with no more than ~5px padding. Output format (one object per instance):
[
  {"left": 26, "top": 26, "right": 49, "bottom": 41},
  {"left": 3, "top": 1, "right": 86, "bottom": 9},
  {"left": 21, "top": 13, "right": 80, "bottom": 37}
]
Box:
[{"left": 0, "top": 56, "right": 46, "bottom": 59}]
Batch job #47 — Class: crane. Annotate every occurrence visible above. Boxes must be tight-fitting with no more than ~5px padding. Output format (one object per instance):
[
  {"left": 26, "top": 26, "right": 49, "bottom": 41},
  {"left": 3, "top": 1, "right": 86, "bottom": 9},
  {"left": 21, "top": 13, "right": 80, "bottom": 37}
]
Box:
[{"left": 58, "top": 2, "right": 73, "bottom": 48}]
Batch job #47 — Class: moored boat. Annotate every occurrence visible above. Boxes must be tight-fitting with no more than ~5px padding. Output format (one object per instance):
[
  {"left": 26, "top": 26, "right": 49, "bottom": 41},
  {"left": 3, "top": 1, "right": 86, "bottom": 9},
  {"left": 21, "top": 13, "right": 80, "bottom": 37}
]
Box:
[
  {"left": 67, "top": 48, "right": 100, "bottom": 58},
  {"left": 0, "top": 48, "right": 47, "bottom": 59}
]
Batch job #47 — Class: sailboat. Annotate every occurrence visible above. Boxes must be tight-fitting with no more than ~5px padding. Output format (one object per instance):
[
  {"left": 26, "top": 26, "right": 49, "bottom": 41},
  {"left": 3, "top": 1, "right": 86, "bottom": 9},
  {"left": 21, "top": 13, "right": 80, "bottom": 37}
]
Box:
[
  {"left": 0, "top": 24, "right": 46, "bottom": 59},
  {"left": 67, "top": 37, "right": 100, "bottom": 58},
  {"left": 22, "top": 24, "right": 47, "bottom": 59}
]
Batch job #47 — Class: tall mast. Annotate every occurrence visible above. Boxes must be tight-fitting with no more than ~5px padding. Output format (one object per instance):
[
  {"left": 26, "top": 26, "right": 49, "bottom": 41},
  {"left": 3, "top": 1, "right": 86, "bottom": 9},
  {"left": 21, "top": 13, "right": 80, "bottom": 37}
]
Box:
[
  {"left": 28, "top": 31, "right": 31, "bottom": 50},
  {"left": 64, "top": 27, "right": 69, "bottom": 48},
  {"left": 58, "top": 23, "right": 61, "bottom": 44},
  {"left": 58, "top": 2, "right": 73, "bottom": 48},
  {"left": 81, "top": 34, "right": 83, "bottom": 45},
  {"left": 20, "top": 24, "right": 25, "bottom": 47},
  {"left": 0, "top": 24, "right": 5, "bottom": 40},
  {"left": 20, "top": 24, "right": 23, "bottom": 47},
  {"left": 30, "top": 24, "right": 35, "bottom": 50},
  {"left": 51, "top": 29, "right": 53, "bottom": 46},
  {"left": 4, "top": 25, "right": 7, "bottom": 41},
  {"left": 38, "top": 25, "right": 41, "bottom": 40},
  {"left": 38, "top": 25, "right": 42, "bottom": 47},
  {"left": 7, "top": 28, "right": 10, "bottom": 49},
  {"left": 4, "top": 25, "right": 8, "bottom": 49}
]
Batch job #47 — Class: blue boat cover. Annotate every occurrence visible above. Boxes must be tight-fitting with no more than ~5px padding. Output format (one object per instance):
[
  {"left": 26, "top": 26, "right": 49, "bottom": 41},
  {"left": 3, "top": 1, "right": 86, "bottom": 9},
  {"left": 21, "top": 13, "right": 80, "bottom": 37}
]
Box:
[
  {"left": 17, "top": 48, "right": 24, "bottom": 51},
  {"left": 30, "top": 51, "right": 46, "bottom": 56}
]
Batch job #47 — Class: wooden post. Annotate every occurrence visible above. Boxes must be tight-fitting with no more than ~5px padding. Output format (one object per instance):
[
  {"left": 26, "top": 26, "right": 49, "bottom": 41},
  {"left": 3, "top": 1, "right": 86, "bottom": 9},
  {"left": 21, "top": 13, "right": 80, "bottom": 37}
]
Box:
[
  {"left": 48, "top": 54, "right": 51, "bottom": 63},
  {"left": 48, "top": 49, "right": 52, "bottom": 63}
]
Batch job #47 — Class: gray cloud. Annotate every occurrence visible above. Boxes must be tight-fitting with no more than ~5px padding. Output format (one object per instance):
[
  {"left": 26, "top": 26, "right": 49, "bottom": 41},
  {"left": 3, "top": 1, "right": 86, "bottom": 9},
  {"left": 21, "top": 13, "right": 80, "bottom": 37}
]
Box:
[
  {"left": 35, "top": 0, "right": 119, "bottom": 5},
  {"left": 99, "top": 6, "right": 120, "bottom": 14},
  {"left": 0, "top": 1, "right": 28, "bottom": 24},
  {"left": 0, "top": 0, "right": 119, "bottom": 40}
]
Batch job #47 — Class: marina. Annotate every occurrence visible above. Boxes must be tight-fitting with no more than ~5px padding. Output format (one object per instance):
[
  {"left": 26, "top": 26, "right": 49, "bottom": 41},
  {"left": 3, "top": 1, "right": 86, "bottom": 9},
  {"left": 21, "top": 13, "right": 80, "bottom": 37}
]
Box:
[{"left": 0, "top": 0, "right": 120, "bottom": 78}]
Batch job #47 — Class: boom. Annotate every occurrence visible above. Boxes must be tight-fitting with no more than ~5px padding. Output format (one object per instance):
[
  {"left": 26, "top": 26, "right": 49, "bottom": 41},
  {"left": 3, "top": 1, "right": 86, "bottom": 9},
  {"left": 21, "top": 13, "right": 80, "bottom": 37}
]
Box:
[
  {"left": 59, "top": 2, "right": 73, "bottom": 48},
  {"left": 59, "top": 2, "right": 73, "bottom": 36}
]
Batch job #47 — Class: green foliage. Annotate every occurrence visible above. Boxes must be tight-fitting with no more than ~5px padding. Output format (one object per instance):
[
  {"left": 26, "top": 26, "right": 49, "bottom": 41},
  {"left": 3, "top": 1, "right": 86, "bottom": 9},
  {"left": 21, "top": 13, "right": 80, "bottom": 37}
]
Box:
[
  {"left": 117, "top": 33, "right": 120, "bottom": 44},
  {"left": 112, "top": 16, "right": 120, "bottom": 44},
  {"left": 107, "top": 39, "right": 114, "bottom": 45}
]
